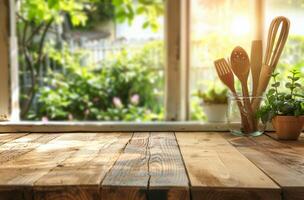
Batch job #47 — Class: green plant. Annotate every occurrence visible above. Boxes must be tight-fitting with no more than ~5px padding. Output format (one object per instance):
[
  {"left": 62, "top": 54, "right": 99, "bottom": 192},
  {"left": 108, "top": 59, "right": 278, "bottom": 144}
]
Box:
[
  {"left": 26, "top": 41, "right": 164, "bottom": 121},
  {"left": 18, "top": 0, "right": 164, "bottom": 119},
  {"left": 18, "top": 0, "right": 94, "bottom": 117},
  {"left": 112, "top": 0, "right": 164, "bottom": 31},
  {"left": 257, "top": 69, "right": 304, "bottom": 124},
  {"left": 195, "top": 86, "right": 228, "bottom": 104}
]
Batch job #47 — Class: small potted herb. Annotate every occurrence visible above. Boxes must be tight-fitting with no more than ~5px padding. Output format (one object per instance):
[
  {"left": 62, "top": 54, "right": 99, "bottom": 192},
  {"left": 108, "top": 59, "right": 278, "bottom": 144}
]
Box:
[
  {"left": 195, "top": 86, "right": 228, "bottom": 122},
  {"left": 257, "top": 69, "right": 304, "bottom": 140}
]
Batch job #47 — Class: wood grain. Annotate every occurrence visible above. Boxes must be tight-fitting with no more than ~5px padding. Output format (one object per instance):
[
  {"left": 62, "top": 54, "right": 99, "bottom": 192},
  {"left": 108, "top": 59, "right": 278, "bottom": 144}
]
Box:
[
  {"left": 176, "top": 132, "right": 280, "bottom": 200},
  {"left": 33, "top": 186, "right": 100, "bottom": 200},
  {"left": 101, "top": 132, "right": 150, "bottom": 200},
  {"left": 0, "top": 133, "right": 105, "bottom": 185},
  {"left": 0, "top": 186, "right": 32, "bottom": 200},
  {"left": 0, "top": 133, "right": 28, "bottom": 146},
  {"left": 227, "top": 134, "right": 304, "bottom": 200},
  {"left": 33, "top": 133, "right": 132, "bottom": 200},
  {"left": 0, "top": 133, "right": 59, "bottom": 164},
  {"left": 35, "top": 133, "right": 131, "bottom": 186},
  {"left": 102, "top": 132, "right": 190, "bottom": 200},
  {"left": 1, "top": 132, "right": 304, "bottom": 200},
  {"left": 148, "top": 132, "right": 189, "bottom": 200},
  {"left": 265, "top": 132, "right": 304, "bottom": 151}
]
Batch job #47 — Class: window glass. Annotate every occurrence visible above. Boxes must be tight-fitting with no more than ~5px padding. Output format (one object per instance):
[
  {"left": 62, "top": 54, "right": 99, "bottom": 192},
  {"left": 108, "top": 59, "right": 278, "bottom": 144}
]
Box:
[
  {"left": 190, "top": 0, "right": 253, "bottom": 121},
  {"left": 17, "top": 1, "right": 165, "bottom": 121},
  {"left": 265, "top": 0, "right": 304, "bottom": 86}
]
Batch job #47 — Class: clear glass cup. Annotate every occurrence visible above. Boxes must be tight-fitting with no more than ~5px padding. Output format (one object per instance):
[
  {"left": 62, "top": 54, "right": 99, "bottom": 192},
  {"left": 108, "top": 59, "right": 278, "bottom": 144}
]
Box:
[{"left": 227, "top": 94, "right": 265, "bottom": 137}]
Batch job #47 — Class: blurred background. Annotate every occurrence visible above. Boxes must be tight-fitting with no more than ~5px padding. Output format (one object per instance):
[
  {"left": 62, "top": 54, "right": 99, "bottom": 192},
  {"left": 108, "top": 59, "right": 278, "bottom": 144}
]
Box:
[{"left": 16, "top": 0, "right": 304, "bottom": 121}]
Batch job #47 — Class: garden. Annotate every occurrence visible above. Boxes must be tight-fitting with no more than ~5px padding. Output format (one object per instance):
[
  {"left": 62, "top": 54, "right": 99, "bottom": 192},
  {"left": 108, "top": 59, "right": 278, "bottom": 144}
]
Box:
[
  {"left": 18, "top": 0, "right": 165, "bottom": 121},
  {"left": 17, "top": 0, "right": 304, "bottom": 121}
]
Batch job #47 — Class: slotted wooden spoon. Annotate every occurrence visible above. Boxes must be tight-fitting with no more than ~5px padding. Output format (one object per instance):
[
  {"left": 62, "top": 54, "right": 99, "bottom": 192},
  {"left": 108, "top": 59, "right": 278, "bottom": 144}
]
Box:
[
  {"left": 214, "top": 58, "right": 250, "bottom": 131},
  {"left": 230, "top": 46, "right": 255, "bottom": 132}
]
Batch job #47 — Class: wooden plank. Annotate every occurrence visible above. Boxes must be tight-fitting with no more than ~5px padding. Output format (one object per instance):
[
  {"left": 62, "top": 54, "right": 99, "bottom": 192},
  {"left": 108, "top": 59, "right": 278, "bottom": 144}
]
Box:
[
  {"left": 0, "top": 186, "right": 32, "bottom": 200},
  {"left": 227, "top": 134, "right": 304, "bottom": 200},
  {"left": 176, "top": 132, "right": 281, "bottom": 200},
  {"left": 148, "top": 132, "right": 189, "bottom": 200},
  {"left": 0, "top": 133, "right": 28, "bottom": 146},
  {"left": 265, "top": 132, "right": 304, "bottom": 151},
  {"left": 0, "top": 133, "right": 59, "bottom": 164},
  {"left": 101, "top": 132, "right": 190, "bottom": 200},
  {"left": 33, "top": 133, "right": 132, "bottom": 200},
  {"left": 34, "top": 186, "right": 99, "bottom": 200},
  {"left": 101, "top": 132, "right": 150, "bottom": 200},
  {"left": 0, "top": 133, "right": 100, "bottom": 186},
  {"left": 0, "top": 0, "right": 10, "bottom": 121}
]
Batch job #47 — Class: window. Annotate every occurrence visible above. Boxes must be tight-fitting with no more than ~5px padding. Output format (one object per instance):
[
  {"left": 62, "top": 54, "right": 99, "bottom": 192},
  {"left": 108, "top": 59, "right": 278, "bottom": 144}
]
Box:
[
  {"left": 265, "top": 0, "right": 304, "bottom": 86},
  {"left": 190, "top": 0, "right": 254, "bottom": 121},
  {"left": 16, "top": 0, "right": 165, "bottom": 122},
  {"left": 1, "top": 0, "right": 303, "bottom": 125}
]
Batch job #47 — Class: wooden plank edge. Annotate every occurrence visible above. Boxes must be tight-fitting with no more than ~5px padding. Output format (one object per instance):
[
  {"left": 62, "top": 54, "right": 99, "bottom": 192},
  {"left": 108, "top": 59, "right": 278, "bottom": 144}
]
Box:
[
  {"left": 0, "top": 122, "right": 230, "bottom": 133},
  {"left": 191, "top": 187, "right": 281, "bottom": 200}
]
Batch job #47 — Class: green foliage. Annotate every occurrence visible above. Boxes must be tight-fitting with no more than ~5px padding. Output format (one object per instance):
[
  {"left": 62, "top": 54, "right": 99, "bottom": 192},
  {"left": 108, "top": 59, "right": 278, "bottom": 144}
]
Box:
[
  {"left": 75, "top": 0, "right": 115, "bottom": 30},
  {"left": 194, "top": 86, "right": 228, "bottom": 104},
  {"left": 26, "top": 41, "right": 164, "bottom": 121},
  {"left": 190, "top": 99, "right": 206, "bottom": 121},
  {"left": 112, "top": 0, "right": 164, "bottom": 31},
  {"left": 276, "top": 35, "right": 304, "bottom": 85},
  {"left": 257, "top": 69, "right": 304, "bottom": 124},
  {"left": 19, "top": 0, "right": 92, "bottom": 26},
  {"left": 18, "top": 0, "right": 164, "bottom": 118}
]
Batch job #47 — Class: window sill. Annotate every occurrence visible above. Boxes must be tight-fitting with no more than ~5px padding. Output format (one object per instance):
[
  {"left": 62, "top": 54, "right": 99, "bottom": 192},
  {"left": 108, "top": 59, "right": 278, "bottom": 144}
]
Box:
[{"left": 0, "top": 121, "right": 232, "bottom": 133}]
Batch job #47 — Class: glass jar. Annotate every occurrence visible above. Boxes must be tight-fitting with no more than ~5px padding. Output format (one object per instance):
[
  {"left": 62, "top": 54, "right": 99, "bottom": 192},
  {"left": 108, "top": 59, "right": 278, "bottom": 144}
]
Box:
[{"left": 227, "top": 95, "right": 265, "bottom": 136}]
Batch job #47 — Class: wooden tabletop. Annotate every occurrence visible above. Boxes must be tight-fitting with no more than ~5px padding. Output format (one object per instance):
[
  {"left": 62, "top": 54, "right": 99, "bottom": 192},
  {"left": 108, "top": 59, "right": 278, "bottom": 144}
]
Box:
[{"left": 0, "top": 132, "right": 303, "bottom": 200}]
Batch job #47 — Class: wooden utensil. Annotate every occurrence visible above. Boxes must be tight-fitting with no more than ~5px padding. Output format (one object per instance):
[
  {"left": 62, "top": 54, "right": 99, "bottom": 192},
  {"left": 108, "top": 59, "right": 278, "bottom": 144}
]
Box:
[
  {"left": 252, "top": 17, "right": 290, "bottom": 111},
  {"left": 214, "top": 58, "right": 250, "bottom": 131},
  {"left": 230, "top": 46, "right": 255, "bottom": 132},
  {"left": 250, "top": 40, "right": 263, "bottom": 98}
]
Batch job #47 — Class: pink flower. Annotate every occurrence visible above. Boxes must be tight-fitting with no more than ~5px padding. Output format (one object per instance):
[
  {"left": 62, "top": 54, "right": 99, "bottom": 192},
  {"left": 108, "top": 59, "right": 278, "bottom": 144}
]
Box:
[
  {"left": 84, "top": 109, "right": 90, "bottom": 116},
  {"left": 68, "top": 114, "right": 74, "bottom": 121},
  {"left": 113, "top": 97, "right": 123, "bottom": 108},
  {"left": 130, "top": 94, "right": 140, "bottom": 105},
  {"left": 42, "top": 116, "right": 49, "bottom": 122}
]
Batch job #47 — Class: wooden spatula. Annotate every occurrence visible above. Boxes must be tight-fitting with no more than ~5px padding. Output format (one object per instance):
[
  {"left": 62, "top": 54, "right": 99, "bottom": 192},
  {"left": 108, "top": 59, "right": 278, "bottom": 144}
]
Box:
[
  {"left": 250, "top": 40, "right": 263, "bottom": 98},
  {"left": 214, "top": 58, "right": 250, "bottom": 131}
]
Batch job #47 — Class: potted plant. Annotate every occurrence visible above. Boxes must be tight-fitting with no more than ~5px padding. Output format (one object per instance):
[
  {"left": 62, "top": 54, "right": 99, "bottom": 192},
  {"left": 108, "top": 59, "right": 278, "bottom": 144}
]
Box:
[
  {"left": 195, "top": 86, "right": 228, "bottom": 122},
  {"left": 257, "top": 69, "right": 304, "bottom": 140}
]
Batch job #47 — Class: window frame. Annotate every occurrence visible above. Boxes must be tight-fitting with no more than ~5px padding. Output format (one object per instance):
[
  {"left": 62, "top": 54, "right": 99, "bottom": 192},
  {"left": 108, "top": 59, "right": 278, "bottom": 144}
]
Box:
[
  {"left": 0, "top": 0, "right": 266, "bottom": 131},
  {"left": 0, "top": 0, "right": 19, "bottom": 122}
]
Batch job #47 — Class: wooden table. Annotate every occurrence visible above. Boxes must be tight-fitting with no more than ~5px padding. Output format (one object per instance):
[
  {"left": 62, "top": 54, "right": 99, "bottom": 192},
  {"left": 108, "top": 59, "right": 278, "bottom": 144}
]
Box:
[{"left": 0, "top": 132, "right": 303, "bottom": 200}]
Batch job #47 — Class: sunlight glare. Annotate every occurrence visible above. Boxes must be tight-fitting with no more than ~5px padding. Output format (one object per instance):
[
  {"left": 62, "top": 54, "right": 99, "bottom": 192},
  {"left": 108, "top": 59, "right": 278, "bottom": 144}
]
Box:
[{"left": 230, "top": 16, "right": 251, "bottom": 36}]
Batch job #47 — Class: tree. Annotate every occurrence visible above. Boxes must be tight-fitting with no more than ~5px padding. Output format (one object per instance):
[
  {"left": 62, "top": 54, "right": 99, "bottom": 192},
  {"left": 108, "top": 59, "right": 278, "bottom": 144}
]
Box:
[{"left": 17, "top": 0, "right": 164, "bottom": 118}]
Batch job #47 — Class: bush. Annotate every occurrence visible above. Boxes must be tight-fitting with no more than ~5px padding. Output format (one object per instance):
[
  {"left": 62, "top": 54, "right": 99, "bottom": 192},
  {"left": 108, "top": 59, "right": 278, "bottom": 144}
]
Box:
[{"left": 27, "top": 41, "right": 164, "bottom": 121}]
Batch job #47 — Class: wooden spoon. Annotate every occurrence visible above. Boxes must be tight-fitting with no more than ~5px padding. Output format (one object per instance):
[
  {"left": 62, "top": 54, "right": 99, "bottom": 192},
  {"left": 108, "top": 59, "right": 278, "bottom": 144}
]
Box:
[{"left": 230, "top": 46, "right": 255, "bottom": 132}]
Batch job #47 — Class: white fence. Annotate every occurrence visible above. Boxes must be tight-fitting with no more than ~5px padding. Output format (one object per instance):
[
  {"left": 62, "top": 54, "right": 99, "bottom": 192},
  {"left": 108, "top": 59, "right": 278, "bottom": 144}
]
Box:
[
  {"left": 21, "top": 38, "right": 213, "bottom": 113},
  {"left": 69, "top": 38, "right": 161, "bottom": 65}
]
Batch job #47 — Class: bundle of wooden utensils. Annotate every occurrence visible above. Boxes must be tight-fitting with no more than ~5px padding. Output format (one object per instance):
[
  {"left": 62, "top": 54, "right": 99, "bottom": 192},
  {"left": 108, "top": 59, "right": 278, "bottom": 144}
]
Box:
[{"left": 214, "top": 16, "right": 290, "bottom": 134}]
